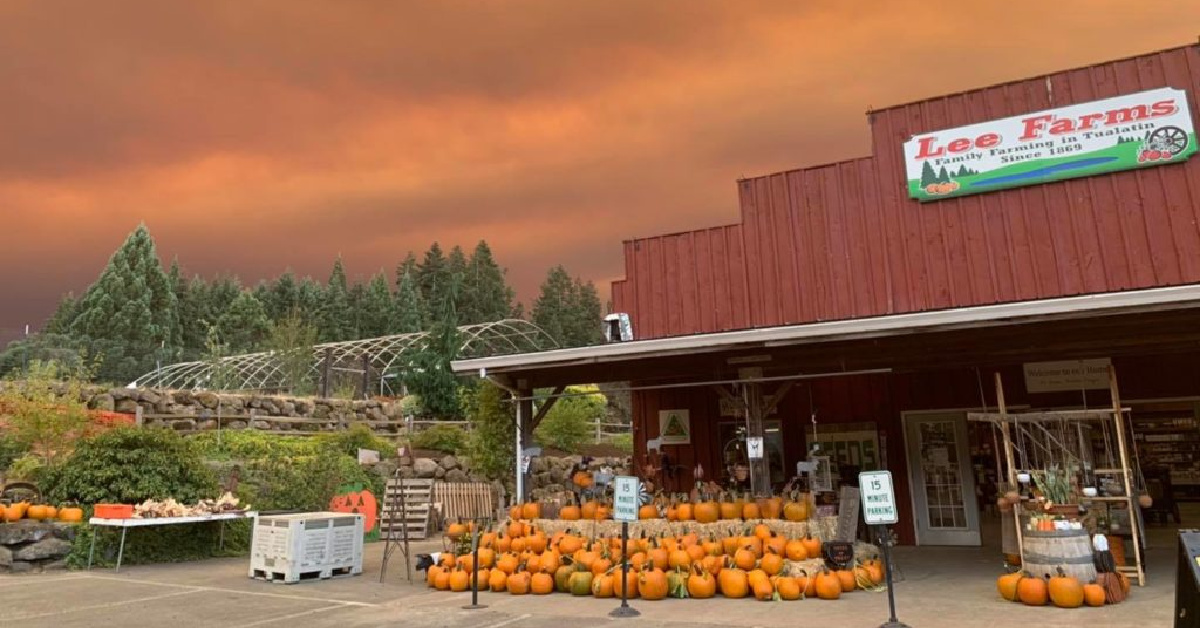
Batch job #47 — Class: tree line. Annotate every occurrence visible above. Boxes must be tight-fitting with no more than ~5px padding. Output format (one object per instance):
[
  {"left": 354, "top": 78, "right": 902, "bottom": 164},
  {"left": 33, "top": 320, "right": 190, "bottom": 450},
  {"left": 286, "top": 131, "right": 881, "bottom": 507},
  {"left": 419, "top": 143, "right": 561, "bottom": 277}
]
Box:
[{"left": 0, "top": 225, "right": 605, "bottom": 396}]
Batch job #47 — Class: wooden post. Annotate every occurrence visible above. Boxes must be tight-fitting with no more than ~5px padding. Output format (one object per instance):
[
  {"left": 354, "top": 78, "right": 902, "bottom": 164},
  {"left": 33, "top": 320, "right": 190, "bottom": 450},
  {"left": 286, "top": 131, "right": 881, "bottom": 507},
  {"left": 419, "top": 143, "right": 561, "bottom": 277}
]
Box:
[
  {"left": 361, "top": 354, "right": 371, "bottom": 400},
  {"left": 741, "top": 382, "right": 771, "bottom": 498},
  {"left": 135, "top": 405, "right": 144, "bottom": 427},
  {"left": 319, "top": 347, "right": 333, "bottom": 398},
  {"left": 1109, "top": 365, "right": 1146, "bottom": 586},
  {"left": 995, "top": 372, "right": 1023, "bottom": 561}
]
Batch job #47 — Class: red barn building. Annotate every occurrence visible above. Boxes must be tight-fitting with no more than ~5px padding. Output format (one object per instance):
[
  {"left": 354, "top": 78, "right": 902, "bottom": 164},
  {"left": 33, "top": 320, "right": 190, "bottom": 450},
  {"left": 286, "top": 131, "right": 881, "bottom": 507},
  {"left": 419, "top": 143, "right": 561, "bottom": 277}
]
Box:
[{"left": 456, "top": 43, "right": 1200, "bottom": 549}]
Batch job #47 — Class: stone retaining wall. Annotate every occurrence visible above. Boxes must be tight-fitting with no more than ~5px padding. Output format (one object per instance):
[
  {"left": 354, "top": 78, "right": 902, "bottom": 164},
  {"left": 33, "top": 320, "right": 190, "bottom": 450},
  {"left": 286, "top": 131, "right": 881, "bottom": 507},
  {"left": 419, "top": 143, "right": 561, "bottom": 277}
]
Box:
[{"left": 0, "top": 522, "right": 74, "bottom": 573}]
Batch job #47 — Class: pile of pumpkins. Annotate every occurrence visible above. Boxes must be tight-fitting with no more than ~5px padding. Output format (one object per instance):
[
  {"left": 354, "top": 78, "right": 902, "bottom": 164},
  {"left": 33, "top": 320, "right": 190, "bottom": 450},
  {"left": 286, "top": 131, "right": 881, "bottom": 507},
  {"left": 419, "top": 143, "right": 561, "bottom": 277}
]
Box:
[
  {"left": 996, "top": 568, "right": 1130, "bottom": 608},
  {"left": 0, "top": 502, "right": 84, "bottom": 523},
  {"left": 428, "top": 519, "right": 883, "bottom": 601},
  {"left": 514, "top": 491, "right": 813, "bottom": 523}
]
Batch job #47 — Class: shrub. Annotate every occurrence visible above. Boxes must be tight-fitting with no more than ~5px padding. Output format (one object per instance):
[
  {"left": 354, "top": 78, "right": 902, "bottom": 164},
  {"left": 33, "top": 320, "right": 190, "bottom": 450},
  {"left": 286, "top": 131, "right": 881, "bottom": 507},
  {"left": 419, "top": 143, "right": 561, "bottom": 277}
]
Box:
[
  {"left": 0, "top": 360, "right": 93, "bottom": 465},
  {"left": 244, "top": 447, "right": 381, "bottom": 512},
  {"left": 189, "top": 430, "right": 317, "bottom": 461},
  {"left": 467, "top": 383, "right": 514, "bottom": 486},
  {"left": 43, "top": 427, "right": 218, "bottom": 505},
  {"left": 6, "top": 454, "right": 44, "bottom": 481},
  {"left": 535, "top": 387, "right": 605, "bottom": 453},
  {"left": 0, "top": 434, "right": 26, "bottom": 472},
  {"left": 609, "top": 433, "right": 633, "bottom": 455},
  {"left": 411, "top": 424, "right": 468, "bottom": 454},
  {"left": 315, "top": 423, "right": 394, "bottom": 459}
]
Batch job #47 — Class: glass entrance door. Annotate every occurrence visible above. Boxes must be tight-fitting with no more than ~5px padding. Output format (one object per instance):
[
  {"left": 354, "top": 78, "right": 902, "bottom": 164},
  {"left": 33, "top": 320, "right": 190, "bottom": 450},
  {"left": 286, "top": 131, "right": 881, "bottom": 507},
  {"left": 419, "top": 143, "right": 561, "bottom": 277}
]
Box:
[{"left": 902, "top": 411, "right": 981, "bottom": 545}]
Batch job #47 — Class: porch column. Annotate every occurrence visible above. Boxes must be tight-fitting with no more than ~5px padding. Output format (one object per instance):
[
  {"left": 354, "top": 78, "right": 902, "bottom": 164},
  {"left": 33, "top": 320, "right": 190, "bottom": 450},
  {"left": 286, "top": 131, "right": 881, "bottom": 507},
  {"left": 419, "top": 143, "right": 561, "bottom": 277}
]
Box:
[
  {"left": 741, "top": 381, "right": 771, "bottom": 498},
  {"left": 516, "top": 387, "right": 534, "bottom": 503}
]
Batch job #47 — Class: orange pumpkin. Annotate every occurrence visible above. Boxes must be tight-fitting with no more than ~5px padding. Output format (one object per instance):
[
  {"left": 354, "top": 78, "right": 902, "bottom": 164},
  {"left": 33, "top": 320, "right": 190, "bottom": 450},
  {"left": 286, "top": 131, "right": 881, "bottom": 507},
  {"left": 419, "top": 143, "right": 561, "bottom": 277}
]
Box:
[
  {"left": 560, "top": 505, "right": 581, "bottom": 520},
  {"left": 434, "top": 569, "right": 452, "bottom": 591},
  {"left": 580, "top": 501, "right": 598, "bottom": 520},
  {"left": 815, "top": 569, "right": 842, "bottom": 600},
  {"left": 734, "top": 545, "right": 757, "bottom": 570},
  {"left": 742, "top": 501, "right": 761, "bottom": 520},
  {"left": 507, "top": 570, "right": 532, "bottom": 595},
  {"left": 783, "top": 496, "right": 809, "bottom": 521},
  {"left": 752, "top": 578, "right": 774, "bottom": 601},
  {"left": 592, "top": 572, "right": 615, "bottom": 598},
  {"left": 719, "top": 498, "right": 740, "bottom": 520},
  {"left": 530, "top": 572, "right": 554, "bottom": 594},
  {"left": 1017, "top": 573, "right": 1048, "bottom": 606},
  {"left": 801, "top": 534, "right": 822, "bottom": 559},
  {"left": 677, "top": 502, "right": 694, "bottom": 521},
  {"left": 1082, "top": 583, "right": 1106, "bottom": 607},
  {"left": 997, "top": 572, "right": 1023, "bottom": 601},
  {"left": 521, "top": 502, "right": 541, "bottom": 520},
  {"left": 694, "top": 501, "right": 719, "bottom": 524},
  {"left": 638, "top": 565, "right": 669, "bottom": 600},
  {"left": 718, "top": 563, "right": 749, "bottom": 599},
  {"left": 426, "top": 564, "right": 443, "bottom": 587},
  {"left": 835, "top": 569, "right": 855, "bottom": 592},
  {"left": 668, "top": 548, "right": 691, "bottom": 570},
  {"left": 1048, "top": 568, "right": 1084, "bottom": 608},
  {"left": 489, "top": 567, "right": 509, "bottom": 592},
  {"left": 776, "top": 575, "right": 802, "bottom": 600},
  {"left": 760, "top": 496, "right": 783, "bottom": 520},
  {"left": 638, "top": 504, "right": 658, "bottom": 520},
  {"left": 687, "top": 563, "right": 716, "bottom": 598},
  {"left": 760, "top": 548, "right": 784, "bottom": 576},
  {"left": 785, "top": 538, "right": 808, "bottom": 561},
  {"left": 449, "top": 567, "right": 471, "bottom": 592}
]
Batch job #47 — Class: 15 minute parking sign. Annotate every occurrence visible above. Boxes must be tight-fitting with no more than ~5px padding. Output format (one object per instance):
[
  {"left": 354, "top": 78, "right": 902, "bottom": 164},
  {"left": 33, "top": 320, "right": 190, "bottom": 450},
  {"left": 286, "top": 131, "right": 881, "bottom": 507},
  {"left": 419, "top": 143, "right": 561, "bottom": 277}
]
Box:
[{"left": 859, "top": 470, "right": 899, "bottom": 525}]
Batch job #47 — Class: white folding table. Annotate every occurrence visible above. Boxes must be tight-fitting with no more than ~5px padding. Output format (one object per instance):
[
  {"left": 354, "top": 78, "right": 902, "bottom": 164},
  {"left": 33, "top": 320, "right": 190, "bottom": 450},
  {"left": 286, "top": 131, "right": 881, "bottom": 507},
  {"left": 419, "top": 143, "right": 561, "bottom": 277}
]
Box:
[{"left": 87, "top": 511, "right": 258, "bottom": 572}]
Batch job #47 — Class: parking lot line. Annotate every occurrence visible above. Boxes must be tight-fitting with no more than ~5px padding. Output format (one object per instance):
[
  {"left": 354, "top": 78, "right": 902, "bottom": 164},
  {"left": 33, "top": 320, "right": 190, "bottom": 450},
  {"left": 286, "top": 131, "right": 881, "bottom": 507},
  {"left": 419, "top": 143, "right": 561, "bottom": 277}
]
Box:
[
  {"left": 81, "top": 574, "right": 379, "bottom": 607},
  {"left": 5, "top": 588, "right": 203, "bottom": 621},
  {"left": 229, "top": 604, "right": 343, "bottom": 628}
]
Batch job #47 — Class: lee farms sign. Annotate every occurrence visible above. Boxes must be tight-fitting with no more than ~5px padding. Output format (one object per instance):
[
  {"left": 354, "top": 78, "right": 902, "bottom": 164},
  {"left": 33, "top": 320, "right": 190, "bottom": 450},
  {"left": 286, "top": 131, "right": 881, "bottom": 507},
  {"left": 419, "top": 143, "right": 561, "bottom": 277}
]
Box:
[{"left": 904, "top": 87, "right": 1196, "bottom": 202}]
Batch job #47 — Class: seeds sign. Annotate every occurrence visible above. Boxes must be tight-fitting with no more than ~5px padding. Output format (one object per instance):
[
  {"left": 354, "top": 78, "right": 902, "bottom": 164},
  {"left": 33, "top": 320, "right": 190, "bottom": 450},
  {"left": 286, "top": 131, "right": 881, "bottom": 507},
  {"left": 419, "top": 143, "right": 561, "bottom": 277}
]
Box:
[{"left": 904, "top": 87, "right": 1196, "bottom": 202}]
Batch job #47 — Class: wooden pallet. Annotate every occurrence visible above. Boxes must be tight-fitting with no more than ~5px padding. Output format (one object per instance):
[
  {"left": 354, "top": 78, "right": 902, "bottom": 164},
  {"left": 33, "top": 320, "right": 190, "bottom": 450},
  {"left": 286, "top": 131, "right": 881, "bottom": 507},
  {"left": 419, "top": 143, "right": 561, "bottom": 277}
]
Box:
[
  {"left": 433, "top": 482, "right": 496, "bottom": 525},
  {"left": 250, "top": 565, "right": 358, "bottom": 584},
  {"left": 380, "top": 478, "right": 434, "bottom": 540}
]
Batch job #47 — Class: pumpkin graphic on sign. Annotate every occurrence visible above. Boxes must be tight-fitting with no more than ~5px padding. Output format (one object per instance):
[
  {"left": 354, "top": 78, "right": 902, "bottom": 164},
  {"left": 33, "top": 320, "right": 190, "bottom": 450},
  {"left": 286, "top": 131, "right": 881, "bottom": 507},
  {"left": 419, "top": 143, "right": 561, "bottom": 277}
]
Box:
[{"left": 330, "top": 484, "right": 378, "bottom": 534}]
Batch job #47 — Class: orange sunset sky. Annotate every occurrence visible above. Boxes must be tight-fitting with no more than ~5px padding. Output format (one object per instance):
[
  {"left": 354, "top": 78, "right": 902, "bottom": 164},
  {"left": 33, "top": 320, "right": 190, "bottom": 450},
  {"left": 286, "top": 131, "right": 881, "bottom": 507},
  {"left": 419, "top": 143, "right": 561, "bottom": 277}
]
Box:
[{"left": 2, "top": 1, "right": 1199, "bottom": 344}]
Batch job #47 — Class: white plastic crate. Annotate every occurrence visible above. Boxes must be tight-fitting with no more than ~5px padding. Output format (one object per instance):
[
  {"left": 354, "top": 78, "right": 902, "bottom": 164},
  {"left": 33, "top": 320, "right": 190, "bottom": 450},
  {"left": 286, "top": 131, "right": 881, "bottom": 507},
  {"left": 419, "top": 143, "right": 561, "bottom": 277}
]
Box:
[{"left": 249, "top": 512, "right": 364, "bottom": 584}]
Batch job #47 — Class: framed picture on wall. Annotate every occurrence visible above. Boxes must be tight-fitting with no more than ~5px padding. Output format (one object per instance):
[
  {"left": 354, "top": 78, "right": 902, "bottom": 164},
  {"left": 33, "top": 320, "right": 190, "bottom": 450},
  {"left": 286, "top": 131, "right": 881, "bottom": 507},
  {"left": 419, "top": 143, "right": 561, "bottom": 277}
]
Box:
[{"left": 659, "top": 409, "right": 691, "bottom": 445}]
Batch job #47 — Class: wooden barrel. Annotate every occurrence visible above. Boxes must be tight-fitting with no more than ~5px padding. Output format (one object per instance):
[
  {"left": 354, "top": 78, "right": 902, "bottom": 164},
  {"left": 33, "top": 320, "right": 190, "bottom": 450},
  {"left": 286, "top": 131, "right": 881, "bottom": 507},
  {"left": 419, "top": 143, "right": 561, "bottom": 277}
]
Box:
[{"left": 1023, "top": 528, "right": 1096, "bottom": 582}]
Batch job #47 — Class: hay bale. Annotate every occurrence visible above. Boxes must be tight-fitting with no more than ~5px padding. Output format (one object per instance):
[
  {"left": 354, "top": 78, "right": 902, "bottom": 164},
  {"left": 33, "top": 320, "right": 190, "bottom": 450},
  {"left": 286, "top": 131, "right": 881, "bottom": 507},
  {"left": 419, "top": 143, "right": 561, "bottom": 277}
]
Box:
[{"left": 526, "top": 517, "right": 840, "bottom": 541}]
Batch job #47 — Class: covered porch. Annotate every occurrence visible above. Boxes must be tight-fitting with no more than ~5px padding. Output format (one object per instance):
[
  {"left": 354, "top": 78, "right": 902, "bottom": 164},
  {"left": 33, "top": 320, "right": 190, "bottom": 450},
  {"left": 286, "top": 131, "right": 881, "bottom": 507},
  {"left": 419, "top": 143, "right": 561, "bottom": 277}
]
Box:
[{"left": 452, "top": 284, "right": 1200, "bottom": 546}]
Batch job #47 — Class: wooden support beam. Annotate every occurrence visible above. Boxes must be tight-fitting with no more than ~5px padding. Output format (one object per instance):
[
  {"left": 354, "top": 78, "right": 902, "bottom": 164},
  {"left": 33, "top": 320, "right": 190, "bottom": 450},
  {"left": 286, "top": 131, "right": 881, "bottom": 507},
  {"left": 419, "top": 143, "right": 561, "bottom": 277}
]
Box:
[
  {"left": 529, "top": 385, "right": 567, "bottom": 431},
  {"left": 763, "top": 381, "right": 796, "bottom": 416}
]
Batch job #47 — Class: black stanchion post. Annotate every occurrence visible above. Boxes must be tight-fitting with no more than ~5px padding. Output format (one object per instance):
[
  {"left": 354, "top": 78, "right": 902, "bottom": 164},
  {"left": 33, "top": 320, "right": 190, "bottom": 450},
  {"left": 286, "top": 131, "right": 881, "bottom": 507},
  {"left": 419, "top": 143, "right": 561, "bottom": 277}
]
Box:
[
  {"left": 878, "top": 525, "right": 909, "bottom": 628},
  {"left": 463, "top": 518, "right": 486, "bottom": 610},
  {"left": 609, "top": 520, "right": 639, "bottom": 618}
]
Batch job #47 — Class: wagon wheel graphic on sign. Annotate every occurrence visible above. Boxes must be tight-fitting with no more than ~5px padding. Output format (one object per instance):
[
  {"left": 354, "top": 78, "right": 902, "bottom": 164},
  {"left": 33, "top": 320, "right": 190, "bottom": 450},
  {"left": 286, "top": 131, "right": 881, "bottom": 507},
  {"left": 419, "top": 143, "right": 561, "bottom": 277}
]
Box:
[{"left": 1145, "top": 126, "right": 1188, "bottom": 156}]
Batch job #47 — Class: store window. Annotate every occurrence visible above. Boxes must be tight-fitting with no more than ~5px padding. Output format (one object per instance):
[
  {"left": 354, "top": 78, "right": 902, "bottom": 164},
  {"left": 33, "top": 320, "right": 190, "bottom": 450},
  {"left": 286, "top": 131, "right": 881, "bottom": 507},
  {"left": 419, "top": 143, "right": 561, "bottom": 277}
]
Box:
[{"left": 717, "top": 419, "right": 786, "bottom": 489}]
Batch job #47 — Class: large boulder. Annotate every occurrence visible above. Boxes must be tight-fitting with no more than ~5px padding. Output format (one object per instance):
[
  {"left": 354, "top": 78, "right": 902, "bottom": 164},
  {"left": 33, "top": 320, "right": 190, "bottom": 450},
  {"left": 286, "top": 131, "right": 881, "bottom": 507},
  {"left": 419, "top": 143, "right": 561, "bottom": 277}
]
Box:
[
  {"left": 138, "top": 389, "right": 162, "bottom": 405},
  {"left": 115, "top": 399, "right": 139, "bottom": 414},
  {"left": 413, "top": 458, "right": 438, "bottom": 478},
  {"left": 251, "top": 420, "right": 272, "bottom": 430},
  {"left": 440, "top": 455, "right": 459, "bottom": 471},
  {"left": 195, "top": 391, "right": 220, "bottom": 409},
  {"left": 0, "top": 545, "right": 11, "bottom": 567},
  {"left": 434, "top": 466, "right": 446, "bottom": 480},
  {"left": 89, "top": 393, "right": 115, "bottom": 412},
  {"left": 444, "top": 469, "right": 469, "bottom": 484},
  {"left": 13, "top": 538, "right": 72, "bottom": 562},
  {"left": 293, "top": 399, "right": 313, "bottom": 415},
  {"left": 0, "top": 522, "right": 54, "bottom": 545}
]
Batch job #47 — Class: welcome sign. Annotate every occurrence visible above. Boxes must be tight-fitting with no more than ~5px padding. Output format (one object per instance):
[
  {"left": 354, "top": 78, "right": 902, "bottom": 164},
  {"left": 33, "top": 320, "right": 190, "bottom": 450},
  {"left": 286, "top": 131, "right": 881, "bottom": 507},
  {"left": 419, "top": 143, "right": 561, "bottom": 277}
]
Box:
[{"left": 904, "top": 87, "right": 1196, "bottom": 202}]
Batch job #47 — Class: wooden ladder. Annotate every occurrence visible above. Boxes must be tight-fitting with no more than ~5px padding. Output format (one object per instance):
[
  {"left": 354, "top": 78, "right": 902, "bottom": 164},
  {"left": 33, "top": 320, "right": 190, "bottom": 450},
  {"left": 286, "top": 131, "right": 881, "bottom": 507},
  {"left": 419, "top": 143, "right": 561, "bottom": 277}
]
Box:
[{"left": 381, "top": 478, "right": 434, "bottom": 540}]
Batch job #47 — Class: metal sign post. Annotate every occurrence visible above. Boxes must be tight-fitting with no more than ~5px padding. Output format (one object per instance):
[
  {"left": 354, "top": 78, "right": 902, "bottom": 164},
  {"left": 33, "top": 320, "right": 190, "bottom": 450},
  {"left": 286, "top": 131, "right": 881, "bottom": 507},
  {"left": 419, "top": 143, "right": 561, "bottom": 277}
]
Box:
[
  {"left": 463, "top": 517, "right": 487, "bottom": 610},
  {"left": 860, "top": 471, "right": 909, "bottom": 628},
  {"left": 610, "top": 475, "right": 640, "bottom": 619}
]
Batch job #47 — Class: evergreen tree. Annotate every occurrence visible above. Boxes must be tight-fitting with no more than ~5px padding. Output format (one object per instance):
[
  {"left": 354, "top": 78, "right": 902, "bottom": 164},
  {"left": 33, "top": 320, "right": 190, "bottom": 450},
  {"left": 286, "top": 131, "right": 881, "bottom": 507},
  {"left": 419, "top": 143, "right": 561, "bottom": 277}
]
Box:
[
  {"left": 392, "top": 267, "right": 427, "bottom": 334},
  {"left": 532, "top": 266, "right": 602, "bottom": 348},
  {"left": 417, "top": 242, "right": 449, "bottom": 308},
  {"left": 920, "top": 161, "right": 937, "bottom": 187},
  {"left": 461, "top": 240, "right": 517, "bottom": 324},
  {"left": 406, "top": 275, "right": 462, "bottom": 418},
  {"left": 937, "top": 166, "right": 950, "bottom": 183},
  {"left": 267, "top": 308, "right": 319, "bottom": 395},
  {"left": 69, "top": 224, "right": 178, "bottom": 382},
  {"left": 296, "top": 277, "right": 324, "bottom": 325},
  {"left": 359, "top": 272, "right": 394, "bottom": 338},
  {"left": 203, "top": 276, "right": 242, "bottom": 325},
  {"left": 177, "top": 276, "right": 210, "bottom": 360},
  {"left": 217, "top": 290, "right": 271, "bottom": 353},
  {"left": 260, "top": 272, "right": 300, "bottom": 324},
  {"left": 43, "top": 294, "right": 79, "bottom": 335},
  {"left": 532, "top": 266, "right": 574, "bottom": 346},
  {"left": 395, "top": 252, "right": 419, "bottom": 292},
  {"left": 956, "top": 165, "right": 969, "bottom": 177},
  {"left": 348, "top": 280, "right": 367, "bottom": 339},
  {"left": 447, "top": 245, "right": 469, "bottom": 313},
  {"left": 319, "top": 258, "right": 353, "bottom": 342}
]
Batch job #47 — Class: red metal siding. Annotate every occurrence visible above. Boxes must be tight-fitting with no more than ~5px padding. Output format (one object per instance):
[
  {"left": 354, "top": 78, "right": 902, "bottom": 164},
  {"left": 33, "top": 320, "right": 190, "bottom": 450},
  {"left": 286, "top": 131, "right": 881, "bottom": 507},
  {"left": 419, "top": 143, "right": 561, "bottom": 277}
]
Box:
[{"left": 612, "top": 45, "right": 1200, "bottom": 340}]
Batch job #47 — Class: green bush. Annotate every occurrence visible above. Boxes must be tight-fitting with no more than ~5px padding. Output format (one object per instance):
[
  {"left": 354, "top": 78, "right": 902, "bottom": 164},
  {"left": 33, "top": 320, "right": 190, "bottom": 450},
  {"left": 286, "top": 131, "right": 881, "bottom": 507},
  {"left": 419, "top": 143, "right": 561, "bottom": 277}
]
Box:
[
  {"left": 411, "top": 424, "right": 468, "bottom": 454},
  {"left": 42, "top": 427, "right": 218, "bottom": 505},
  {"left": 0, "top": 434, "right": 27, "bottom": 472},
  {"left": 189, "top": 430, "right": 317, "bottom": 461},
  {"left": 244, "top": 448, "right": 381, "bottom": 512},
  {"left": 609, "top": 433, "right": 633, "bottom": 455},
  {"left": 535, "top": 387, "right": 604, "bottom": 453},
  {"left": 467, "top": 383, "right": 514, "bottom": 486},
  {"left": 315, "top": 423, "right": 394, "bottom": 458},
  {"left": 6, "top": 453, "right": 44, "bottom": 481}
]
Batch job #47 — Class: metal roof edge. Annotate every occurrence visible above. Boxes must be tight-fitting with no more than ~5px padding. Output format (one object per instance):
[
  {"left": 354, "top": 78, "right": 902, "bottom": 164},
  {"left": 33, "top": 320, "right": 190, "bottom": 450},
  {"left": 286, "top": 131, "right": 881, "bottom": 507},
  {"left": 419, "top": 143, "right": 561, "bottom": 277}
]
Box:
[{"left": 451, "top": 284, "right": 1200, "bottom": 375}]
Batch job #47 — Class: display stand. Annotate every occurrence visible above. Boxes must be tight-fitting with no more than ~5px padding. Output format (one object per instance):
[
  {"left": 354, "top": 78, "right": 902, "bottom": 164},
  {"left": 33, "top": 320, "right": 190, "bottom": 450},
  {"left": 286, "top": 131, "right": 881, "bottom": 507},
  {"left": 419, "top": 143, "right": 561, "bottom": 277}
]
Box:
[
  {"left": 968, "top": 367, "right": 1146, "bottom": 586},
  {"left": 379, "top": 468, "right": 412, "bottom": 584}
]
